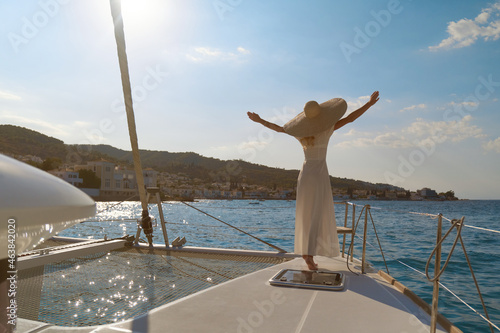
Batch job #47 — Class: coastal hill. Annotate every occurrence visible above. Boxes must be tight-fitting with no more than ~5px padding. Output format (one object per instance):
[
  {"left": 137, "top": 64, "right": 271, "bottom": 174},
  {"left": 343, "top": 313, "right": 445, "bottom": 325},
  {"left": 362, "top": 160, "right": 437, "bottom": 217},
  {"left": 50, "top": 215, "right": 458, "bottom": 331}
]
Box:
[
  {"left": 0, "top": 124, "right": 67, "bottom": 159},
  {"left": 1, "top": 124, "right": 403, "bottom": 192}
]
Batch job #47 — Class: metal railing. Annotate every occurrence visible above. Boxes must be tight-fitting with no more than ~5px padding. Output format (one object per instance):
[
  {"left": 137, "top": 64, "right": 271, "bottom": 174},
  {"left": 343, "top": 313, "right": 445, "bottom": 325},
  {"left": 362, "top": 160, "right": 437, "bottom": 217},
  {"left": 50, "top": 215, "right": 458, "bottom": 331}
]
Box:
[
  {"left": 335, "top": 202, "right": 387, "bottom": 274},
  {"left": 336, "top": 202, "right": 498, "bottom": 333}
]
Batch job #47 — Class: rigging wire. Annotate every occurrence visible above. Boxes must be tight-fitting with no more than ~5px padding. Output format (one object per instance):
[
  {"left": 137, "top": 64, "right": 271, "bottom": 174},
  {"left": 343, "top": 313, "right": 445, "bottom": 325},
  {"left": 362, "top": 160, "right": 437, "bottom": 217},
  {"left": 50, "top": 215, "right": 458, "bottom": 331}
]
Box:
[
  {"left": 89, "top": 198, "right": 500, "bottom": 330},
  {"left": 368, "top": 208, "right": 389, "bottom": 275},
  {"left": 345, "top": 203, "right": 498, "bottom": 332},
  {"left": 357, "top": 234, "right": 500, "bottom": 332},
  {"left": 459, "top": 230, "right": 495, "bottom": 333},
  {"left": 344, "top": 205, "right": 389, "bottom": 275},
  {"left": 424, "top": 217, "right": 494, "bottom": 333},
  {"left": 425, "top": 219, "right": 464, "bottom": 283},
  {"left": 94, "top": 200, "right": 500, "bottom": 236},
  {"left": 94, "top": 193, "right": 139, "bottom": 215},
  {"left": 180, "top": 201, "right": 287, "bottom": 253},
  {"left": 171, "top": 203, "right": 295, "bottom": 210},
  {"left": 347, "top": 201, "right": 500, "bottom": 235},
  {"left": 83, "top": 218, "right": 295, "bottom": 231},
  {"left": 345, "top": 205, "right": 366, "bottom": 276},
  {"left": 463, "top": 224, "right": 500, "bottom": 234}
]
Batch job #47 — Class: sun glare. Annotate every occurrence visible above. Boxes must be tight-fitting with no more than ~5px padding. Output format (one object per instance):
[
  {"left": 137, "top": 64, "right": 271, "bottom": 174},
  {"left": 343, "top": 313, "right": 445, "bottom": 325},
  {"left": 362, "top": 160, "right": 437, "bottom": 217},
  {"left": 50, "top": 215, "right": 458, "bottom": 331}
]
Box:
[{"left": 120, "top": 0, "right": 165, "bottom": 34}]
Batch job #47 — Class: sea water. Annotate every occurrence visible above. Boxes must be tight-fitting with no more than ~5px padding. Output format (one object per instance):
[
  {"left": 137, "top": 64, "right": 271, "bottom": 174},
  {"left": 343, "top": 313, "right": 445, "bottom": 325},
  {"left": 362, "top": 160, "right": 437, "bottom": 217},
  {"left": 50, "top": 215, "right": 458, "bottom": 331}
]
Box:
[{"left": 58, "top": 199, "right": 500, "bottom": 332}]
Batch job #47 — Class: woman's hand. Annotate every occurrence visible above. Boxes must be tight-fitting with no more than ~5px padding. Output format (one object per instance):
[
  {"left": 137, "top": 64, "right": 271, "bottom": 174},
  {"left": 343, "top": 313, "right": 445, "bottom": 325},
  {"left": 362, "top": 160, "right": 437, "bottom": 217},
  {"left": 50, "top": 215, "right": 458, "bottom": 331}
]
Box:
[
  {"left": 247, "top": 112, "right": 262, "bottom": 123},
  {"left": 334, "top": 90, "right": 380, "bottom": 131},
  {"left": 247, "top": 111, "right": 285, "bottom": 133},
  {"left": 367, "top": 91, "right": 379, "bottom": 107}
]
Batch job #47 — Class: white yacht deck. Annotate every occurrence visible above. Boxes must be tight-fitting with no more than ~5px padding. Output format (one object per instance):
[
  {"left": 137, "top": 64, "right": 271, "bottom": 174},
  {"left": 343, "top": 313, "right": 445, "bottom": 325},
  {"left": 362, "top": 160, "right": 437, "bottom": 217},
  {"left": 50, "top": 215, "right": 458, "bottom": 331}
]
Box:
[{"left": 18, "top": 254, "right": 459, "bottom": 333}]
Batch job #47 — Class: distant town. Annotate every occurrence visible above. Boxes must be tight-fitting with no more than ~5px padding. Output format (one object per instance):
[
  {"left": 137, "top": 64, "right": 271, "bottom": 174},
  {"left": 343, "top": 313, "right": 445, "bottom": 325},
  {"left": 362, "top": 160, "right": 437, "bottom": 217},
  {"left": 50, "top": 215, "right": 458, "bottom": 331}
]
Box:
[{"left": 14, "top": 154, "right": 458, "bottom": 202}]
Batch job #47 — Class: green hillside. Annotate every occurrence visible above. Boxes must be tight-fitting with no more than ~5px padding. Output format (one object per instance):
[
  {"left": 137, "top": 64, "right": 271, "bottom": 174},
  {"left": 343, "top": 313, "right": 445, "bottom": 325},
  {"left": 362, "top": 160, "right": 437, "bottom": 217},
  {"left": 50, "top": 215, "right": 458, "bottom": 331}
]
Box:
[
  {"left": 0, "top": 124, "right": 67, "bottom": 159},
  {"left": 0, "top": 125, "right": 403, "bottom": 191},
  {"left": 74, "top": 144, "right": 402, "bottom": 191},
  {"left": 75, "top": 144, "right": 300, "bottom": 188}
]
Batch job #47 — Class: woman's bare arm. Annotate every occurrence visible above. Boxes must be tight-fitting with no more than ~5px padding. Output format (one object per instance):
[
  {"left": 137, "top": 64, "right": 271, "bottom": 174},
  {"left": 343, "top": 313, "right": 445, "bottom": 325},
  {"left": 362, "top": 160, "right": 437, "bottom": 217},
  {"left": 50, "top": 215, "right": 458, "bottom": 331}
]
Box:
[
  {"left": 247, "top": 112, "right": 285, "bottom": 133},
  {"left": 334, "top": 91, "right": 379, "bottom": 131}
]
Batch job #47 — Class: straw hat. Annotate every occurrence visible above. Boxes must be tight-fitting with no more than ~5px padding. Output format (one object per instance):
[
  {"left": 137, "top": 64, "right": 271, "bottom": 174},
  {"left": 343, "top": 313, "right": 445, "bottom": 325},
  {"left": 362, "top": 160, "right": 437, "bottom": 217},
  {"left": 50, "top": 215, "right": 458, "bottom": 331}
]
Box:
[{"left": 283, "top": 98, "right": 347, "bottom": 137}]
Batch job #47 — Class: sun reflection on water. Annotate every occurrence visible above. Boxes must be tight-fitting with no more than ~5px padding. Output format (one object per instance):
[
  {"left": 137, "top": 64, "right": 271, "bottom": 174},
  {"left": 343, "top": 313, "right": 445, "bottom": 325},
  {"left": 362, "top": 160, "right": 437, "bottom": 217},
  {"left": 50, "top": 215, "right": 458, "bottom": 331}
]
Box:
[{"left": 37, "top": 201, "right": 291, "bottom": 326}]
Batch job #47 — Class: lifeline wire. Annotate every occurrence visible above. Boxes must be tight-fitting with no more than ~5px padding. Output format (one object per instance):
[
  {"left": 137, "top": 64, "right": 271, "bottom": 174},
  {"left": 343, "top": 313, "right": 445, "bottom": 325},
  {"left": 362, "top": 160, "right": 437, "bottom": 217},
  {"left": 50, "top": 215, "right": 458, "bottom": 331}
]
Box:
[
  {"left": 358, "top": 233, "right": 500, "bottom": 332},
  {"left": 89, "top": 199, "right": 499, "bottom": 330},
  {"left": 348, "top": 202, "right": 500, "bottom": 236},
  {"left": 463, "top": 224, "right": 500, "bottom": 234},
  {"left": 424, "top": 215, "right": 494, "bottom": 332},
  {"left": 345, "top": 205, "right": 389, "bottom": 275},
  {"left": 348, "top": 205, "right": 497, "bottom": 332}
]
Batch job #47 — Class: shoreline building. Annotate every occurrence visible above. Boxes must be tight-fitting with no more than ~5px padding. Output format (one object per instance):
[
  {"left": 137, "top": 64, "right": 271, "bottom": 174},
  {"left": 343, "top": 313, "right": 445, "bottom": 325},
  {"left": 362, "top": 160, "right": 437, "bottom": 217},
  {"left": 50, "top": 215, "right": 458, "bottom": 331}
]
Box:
[
  {"left": 75, "top": 161, "right": 158, "bottom": 201},
  {"left": 49, "top": 170, "right": 83, "bottom": 187}
]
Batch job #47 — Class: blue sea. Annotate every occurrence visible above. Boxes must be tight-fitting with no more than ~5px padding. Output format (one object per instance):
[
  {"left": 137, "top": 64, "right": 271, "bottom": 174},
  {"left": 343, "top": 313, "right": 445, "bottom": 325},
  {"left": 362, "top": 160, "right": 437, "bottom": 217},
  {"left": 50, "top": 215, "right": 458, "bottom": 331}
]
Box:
[{"left": 59, "top": 199, "right": 500, "bottom": 332}]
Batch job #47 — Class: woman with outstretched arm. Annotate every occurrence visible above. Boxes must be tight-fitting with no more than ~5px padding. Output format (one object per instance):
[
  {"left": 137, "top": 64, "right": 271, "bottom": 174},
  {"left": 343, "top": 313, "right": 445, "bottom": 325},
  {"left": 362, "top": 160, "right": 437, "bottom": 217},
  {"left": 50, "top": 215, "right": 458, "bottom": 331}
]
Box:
[{"left": 247, "top": 91, "right": 379, "bottom": 270}]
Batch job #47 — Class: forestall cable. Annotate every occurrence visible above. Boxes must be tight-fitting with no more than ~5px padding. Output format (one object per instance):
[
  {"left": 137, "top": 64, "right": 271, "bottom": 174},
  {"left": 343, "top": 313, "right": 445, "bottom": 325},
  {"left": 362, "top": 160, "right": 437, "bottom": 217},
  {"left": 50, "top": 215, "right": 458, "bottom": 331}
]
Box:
[{"left": 180, "top": 201, "right": 287, "bottom": 253}]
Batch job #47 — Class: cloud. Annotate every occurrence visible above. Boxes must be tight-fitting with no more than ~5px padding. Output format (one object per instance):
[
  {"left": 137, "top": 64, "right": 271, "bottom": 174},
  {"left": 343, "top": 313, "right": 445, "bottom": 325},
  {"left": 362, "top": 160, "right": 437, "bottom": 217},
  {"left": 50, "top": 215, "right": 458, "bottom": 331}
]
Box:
[
  {"left": 209, "top": 145, "right": 231, "bottom": 152},
  {"left": 0, "top": 90, "right": 21, "bottom": 101},
  {"left": 429, "top": 2, "right": 500, "bottom": 51},
  {"left": 400, "top": 104, "right": 426, "bottom": 112},
  {"left": 483, "top": 137, "right": 500, "bottom": 153},
  {"left": 346, "top": 95, "right": 370, "bottom": 112},
  {"left": 336, "top": 115, "right": 485, "bottom": 148},
  {"left": 238, "top": 140, "right": 268, "bottom": 150},
  {"left": 436, "top": 100, "right": 480, "bottom": 113},
  {"left": 0, "top": 113, "right": 69, "bottom": 137},
  {"left": 343, "top": 129, "right": 360, "bottom": 137},
  {"left": 237, "top": 46, "right": 251, "bottom": 55},
  {"left": 186, "top": 46, "right": 251, "bottom": 63},
  {"left": 0, "top": 112, "right": 94, "bottom": 142},
  {"left": 336, "top": 132, "right": 412, "bottom": 149},
  {"left": 405, "top": 115, "right": 485, "bottom": 142}
]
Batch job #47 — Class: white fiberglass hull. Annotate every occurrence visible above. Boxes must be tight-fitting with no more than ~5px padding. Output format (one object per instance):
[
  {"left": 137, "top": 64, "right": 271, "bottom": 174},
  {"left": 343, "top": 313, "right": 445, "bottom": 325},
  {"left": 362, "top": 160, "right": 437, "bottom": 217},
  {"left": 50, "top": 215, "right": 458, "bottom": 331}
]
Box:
[{"left": 0, "top": 154, "right": 95, "bottom": 259}]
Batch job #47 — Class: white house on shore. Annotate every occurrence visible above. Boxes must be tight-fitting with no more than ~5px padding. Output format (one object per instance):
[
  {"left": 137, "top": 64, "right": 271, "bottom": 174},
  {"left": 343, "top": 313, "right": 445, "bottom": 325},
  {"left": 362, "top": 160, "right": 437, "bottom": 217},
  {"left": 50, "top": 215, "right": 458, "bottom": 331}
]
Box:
[
  {"left": 74, "top": 161, "right": 158, "bottom": 200},
  {"left": 50, "top": 170, "right": 83, "bottom": 187}
]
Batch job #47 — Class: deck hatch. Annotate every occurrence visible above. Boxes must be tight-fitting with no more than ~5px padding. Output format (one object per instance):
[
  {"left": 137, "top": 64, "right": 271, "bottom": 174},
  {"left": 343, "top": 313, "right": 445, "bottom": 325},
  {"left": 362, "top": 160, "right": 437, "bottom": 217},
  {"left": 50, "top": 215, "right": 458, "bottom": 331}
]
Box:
[{"left": 269, "top": 269, "right": 345, "bottom": 291}]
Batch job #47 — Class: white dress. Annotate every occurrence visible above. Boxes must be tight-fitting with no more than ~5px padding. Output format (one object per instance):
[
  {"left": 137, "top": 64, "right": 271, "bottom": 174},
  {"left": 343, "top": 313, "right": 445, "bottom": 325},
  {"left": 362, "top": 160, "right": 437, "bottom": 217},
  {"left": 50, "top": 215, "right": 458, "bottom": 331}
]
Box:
[{"left": 294, "top": 125, "right": 340, "bottom": 257}]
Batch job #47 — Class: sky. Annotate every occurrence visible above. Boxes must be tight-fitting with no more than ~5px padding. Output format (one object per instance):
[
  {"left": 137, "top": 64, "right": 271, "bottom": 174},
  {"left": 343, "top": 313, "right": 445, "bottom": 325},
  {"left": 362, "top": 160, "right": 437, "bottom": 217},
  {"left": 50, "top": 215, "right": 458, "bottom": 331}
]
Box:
[{"left": 1, "top": 0, "right": 500, "bottom": 199}]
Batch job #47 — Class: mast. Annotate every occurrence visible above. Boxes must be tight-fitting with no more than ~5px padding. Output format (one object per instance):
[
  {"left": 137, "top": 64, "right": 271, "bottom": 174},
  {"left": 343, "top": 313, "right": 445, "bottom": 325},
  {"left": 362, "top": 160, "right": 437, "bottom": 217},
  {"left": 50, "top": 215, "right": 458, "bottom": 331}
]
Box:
[{"left": 109, "top": 0, "right": 153, "bottom": 245}]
